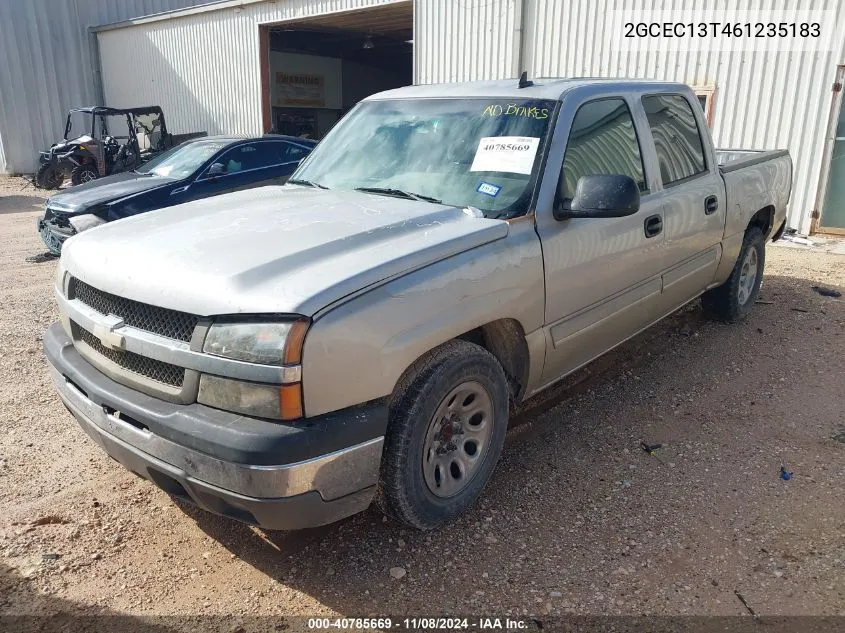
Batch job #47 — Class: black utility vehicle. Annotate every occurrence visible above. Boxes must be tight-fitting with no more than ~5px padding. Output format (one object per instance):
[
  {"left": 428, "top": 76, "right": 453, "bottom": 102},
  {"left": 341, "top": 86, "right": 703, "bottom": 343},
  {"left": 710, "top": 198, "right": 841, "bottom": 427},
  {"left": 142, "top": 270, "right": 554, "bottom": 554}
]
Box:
[{"left": 35, "top": 106, "right": 203, "bottom": 189}]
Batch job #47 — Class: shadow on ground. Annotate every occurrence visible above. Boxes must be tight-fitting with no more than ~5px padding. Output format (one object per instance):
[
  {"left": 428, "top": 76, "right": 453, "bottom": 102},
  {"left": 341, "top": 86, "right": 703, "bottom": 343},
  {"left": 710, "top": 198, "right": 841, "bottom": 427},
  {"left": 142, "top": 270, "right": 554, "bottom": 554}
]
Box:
[
  {"left": 0, "top": 561, "right": 180, "bottom": 632},
  {"left": 2, "top": 559, "right": 305, "bottom": 631},
  {"left": 169, "top": 273, "right": 844, "bottom": 616},
  {"left": 0, "top": 195, "right": 44, "bottom": 215}
]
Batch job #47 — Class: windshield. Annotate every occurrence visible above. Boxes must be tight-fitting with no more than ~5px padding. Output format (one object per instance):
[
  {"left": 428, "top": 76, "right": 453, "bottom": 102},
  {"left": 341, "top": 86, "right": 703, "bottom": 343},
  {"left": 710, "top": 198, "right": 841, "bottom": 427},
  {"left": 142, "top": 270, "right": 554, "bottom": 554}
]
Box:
[
  {"left": 136, "top": 140, "right": 227, "bottom": 179},
  {"left": 65, "top": 111, "right": 93, "bottom": 140},
  {"left": 134, "top": 112, "right": 165, "bottom": 151},
  {"left": 293, "top": 98, "right": 557, "bottom": 218}
]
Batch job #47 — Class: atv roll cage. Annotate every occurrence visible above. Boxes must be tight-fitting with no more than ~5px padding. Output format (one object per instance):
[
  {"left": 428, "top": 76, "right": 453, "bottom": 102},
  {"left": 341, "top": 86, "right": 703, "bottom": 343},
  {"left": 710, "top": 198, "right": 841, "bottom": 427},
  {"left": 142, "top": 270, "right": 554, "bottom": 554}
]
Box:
[
  {"left": 37, "top": 104, "right": 205, "bottom": 189},
  {"left": 63, "top": 106, "right": 170, "bottom": 153}
]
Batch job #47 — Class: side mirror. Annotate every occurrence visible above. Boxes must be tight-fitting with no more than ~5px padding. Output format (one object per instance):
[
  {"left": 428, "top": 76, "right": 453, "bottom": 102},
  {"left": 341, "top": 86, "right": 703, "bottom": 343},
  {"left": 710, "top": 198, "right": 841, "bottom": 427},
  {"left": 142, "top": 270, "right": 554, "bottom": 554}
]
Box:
[
  {"left": 206, "top": 162, "right": 226, "bottom": 178},
  {"left": 553, "top": 174, "right": 640, "bottom": 220}
]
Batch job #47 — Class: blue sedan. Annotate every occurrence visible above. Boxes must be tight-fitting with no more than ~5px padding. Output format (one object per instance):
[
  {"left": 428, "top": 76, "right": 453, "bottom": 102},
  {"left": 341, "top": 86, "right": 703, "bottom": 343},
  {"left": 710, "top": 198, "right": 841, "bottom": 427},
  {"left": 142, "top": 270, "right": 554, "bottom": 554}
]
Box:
[{"left": 37, "top": 134, "right": 316, "bottom": 254}]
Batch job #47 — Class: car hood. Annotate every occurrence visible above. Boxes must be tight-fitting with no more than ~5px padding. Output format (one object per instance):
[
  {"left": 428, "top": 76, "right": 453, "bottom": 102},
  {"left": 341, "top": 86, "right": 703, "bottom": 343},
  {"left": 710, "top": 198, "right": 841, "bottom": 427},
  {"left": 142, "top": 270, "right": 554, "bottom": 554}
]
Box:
[
  {"left": 60, "top": 186, "right": 509, "bottom": 317},
  {"left": 47, "top": 172, "right": 172, "bottom": 215}
]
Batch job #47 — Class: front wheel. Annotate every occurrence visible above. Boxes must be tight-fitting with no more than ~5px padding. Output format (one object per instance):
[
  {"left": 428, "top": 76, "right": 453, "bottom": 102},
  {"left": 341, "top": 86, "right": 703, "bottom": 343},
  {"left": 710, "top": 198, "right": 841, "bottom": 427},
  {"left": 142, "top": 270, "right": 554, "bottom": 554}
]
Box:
[
  {"left": 71, "top": 164, "right": 98, "bottom": 186},
  {"left": 377, "top": 339, "right": 509, "bottom": 530},
  {"left": 702, "top": 226, "right": 765, "bottom": 323},
  {"left": 35, "top": 164, "right": 63, "bottom": 189}
]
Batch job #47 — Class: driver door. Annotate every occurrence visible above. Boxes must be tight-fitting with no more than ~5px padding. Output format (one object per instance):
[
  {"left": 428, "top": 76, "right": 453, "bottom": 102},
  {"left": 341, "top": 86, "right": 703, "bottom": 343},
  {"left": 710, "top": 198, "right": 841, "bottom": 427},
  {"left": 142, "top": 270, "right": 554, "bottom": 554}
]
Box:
[
  {"left": 535, "top": 94, "right": 666, "bottom": 388},
  {"left": 186, "top": 142, "right": 264, "bottom": 200}
]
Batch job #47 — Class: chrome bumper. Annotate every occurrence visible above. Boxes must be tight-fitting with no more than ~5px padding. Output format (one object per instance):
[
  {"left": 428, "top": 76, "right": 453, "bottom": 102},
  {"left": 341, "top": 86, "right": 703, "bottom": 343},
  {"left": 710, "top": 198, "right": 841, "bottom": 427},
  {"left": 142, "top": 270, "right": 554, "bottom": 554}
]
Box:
[{"left": 50, "top": 365, "right": 382, "bottom": 503}]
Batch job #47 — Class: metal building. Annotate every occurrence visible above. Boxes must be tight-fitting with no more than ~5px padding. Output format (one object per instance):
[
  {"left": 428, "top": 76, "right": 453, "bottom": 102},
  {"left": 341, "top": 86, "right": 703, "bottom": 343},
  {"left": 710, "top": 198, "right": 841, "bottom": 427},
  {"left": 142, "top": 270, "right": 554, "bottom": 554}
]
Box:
[
  {"left": 0, "top": 0, "right": 210, "bottom": 176},
  {"left": 3, "top": 0, "right": 844, "bottom": 234}
]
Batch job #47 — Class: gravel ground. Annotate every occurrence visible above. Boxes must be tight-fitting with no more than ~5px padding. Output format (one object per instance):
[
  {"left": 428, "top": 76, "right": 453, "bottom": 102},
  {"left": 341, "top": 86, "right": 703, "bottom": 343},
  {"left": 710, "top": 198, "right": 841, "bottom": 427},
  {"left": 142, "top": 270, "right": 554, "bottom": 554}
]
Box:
[{"left": 1, "top": 175, "right": 844, "bottom": 627}]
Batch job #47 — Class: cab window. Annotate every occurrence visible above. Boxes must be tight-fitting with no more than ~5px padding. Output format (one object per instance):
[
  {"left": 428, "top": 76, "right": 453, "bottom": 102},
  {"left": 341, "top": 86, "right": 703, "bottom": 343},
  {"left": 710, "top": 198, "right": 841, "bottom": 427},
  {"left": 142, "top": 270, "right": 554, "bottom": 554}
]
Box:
[
  {"left": 560, "top": 98, "right": 647, "bottom": 201},
  {"left": 641, "top": 94, "right": 707, "bottom": 186}
]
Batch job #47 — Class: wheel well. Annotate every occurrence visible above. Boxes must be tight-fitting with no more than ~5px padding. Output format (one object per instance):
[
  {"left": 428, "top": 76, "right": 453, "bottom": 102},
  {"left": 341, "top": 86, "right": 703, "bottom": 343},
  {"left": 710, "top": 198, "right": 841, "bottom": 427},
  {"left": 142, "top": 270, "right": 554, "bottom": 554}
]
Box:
[
  {"left": 457, "top": 319, "right": 529, "bottom": 403},
  {"left": 748, "top": 206, "right": 775, "bottom": 237}
]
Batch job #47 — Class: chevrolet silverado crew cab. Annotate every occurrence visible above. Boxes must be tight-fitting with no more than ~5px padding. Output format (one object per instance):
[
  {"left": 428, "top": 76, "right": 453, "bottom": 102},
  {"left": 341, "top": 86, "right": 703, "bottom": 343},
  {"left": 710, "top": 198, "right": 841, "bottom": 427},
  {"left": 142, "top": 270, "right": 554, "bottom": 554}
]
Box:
[{"left": 44, "top": 78, "right": 792, "bottom": 530}]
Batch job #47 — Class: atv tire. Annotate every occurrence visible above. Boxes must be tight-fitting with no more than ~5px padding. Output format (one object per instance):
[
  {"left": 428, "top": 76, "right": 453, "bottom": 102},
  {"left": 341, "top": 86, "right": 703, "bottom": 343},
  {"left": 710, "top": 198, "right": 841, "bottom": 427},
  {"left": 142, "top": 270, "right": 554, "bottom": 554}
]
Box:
[
  {"left": 35, "top": 164, "right": 63, "bottom": 189},
  {"left": 71, "top": 165, "right": 98, "bottom": 186}
]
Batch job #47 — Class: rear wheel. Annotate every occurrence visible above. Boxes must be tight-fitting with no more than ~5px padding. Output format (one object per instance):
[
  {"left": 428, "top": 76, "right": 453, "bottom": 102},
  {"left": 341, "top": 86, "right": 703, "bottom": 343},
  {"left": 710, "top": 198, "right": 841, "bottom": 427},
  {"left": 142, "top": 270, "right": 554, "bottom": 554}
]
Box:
[
  {"left": 71, "top": 164, "right": 98, "bottom": 186},
  {"left": 702, "top": 226, "right": 765, "bottom": 323},
  {"left": 35, "top": 164, "right": 63, "bottom": 189},
  {"left": 377, "top": 339, "right": 509, "bottom": 530}
]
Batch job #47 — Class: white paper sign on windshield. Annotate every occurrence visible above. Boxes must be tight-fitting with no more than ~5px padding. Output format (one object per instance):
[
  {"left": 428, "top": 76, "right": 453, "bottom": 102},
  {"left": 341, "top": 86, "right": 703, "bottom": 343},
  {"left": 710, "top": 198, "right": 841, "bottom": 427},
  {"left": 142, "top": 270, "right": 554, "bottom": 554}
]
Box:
[{"left": 470, "top": 136, "right": 540, "bottom": 175}]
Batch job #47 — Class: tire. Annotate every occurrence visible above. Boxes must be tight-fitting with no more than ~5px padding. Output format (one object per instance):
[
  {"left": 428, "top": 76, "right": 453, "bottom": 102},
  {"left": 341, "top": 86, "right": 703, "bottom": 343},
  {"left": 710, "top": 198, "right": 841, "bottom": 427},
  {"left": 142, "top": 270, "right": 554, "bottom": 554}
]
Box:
[
  {"left": 702, "top": 226, "right": 765, "bottom": 323},
  {"left": 35, "top": 164, "right": 63, "bottom": 189},
  {"left": 377, "top": 339, "right": 509, "bottom": 530},
  {"left": 71, "top": 164, "right": 98, "bottom": 186}
]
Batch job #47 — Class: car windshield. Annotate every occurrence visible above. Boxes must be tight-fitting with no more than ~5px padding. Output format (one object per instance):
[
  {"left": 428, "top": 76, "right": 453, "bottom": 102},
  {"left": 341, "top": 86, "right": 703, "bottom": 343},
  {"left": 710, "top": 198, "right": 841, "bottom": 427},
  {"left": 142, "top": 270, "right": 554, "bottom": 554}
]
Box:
[
  {"left": 292, "top": 98, "right": 557, "bottom": 218},
  {"left": 136, "top": 140, "right": 227, "bottom": 179}
]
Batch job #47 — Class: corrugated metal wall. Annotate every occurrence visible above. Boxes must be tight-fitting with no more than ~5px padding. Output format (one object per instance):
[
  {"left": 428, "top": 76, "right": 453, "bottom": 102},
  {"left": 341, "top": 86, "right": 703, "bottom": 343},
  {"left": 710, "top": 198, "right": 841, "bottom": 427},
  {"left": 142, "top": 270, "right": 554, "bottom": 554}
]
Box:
[
  {"left": 0, "top": 0, "right": 209, "bottom": 175},
  {"left": 414, "top": 0, "right": 519, "bottom": 83},
  {"left": 96, "top": 0, "right": 405, "bottom": 142},
  {"left": 416, "top": 0, "right": 845, "bottom": 233},
  {"left": 91, "top": 0, "right": 843, "bottom": 233}
]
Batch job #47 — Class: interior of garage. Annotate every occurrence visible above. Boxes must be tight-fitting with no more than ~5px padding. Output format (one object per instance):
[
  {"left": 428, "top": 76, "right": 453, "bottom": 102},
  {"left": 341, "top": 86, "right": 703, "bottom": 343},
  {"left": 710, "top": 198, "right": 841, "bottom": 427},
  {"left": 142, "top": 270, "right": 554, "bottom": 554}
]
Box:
[{"left": 263, "top": 2, "right": 413, "bottom": 139}]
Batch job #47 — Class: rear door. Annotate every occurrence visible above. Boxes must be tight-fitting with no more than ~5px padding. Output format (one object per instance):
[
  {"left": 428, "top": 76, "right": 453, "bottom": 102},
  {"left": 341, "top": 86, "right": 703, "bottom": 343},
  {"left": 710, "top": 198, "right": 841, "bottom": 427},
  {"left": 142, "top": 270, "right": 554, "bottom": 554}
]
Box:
[
  {"left": 640, "top": 93, "right": 726, "bottom": 305},
  {"left": 536, "top": 94, "right": 666, "bottom": 387}
]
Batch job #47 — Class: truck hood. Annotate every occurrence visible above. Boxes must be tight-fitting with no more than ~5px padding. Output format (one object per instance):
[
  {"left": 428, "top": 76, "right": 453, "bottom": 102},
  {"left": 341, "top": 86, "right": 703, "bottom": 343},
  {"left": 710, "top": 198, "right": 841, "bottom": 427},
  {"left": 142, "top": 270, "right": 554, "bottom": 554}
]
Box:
[
  {"left": 60, "top": 186, "right": 509, "bottom": 316},
  {"left": 47, "top": 172, "right": 173, "bottom": 215}
]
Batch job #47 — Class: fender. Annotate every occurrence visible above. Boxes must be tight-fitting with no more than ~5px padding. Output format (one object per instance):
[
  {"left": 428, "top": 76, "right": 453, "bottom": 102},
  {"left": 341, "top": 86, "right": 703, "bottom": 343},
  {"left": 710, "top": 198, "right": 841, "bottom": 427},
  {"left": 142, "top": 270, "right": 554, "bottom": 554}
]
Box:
[{"left": 301, "top": 219, "right": 546, "bottom": 417}]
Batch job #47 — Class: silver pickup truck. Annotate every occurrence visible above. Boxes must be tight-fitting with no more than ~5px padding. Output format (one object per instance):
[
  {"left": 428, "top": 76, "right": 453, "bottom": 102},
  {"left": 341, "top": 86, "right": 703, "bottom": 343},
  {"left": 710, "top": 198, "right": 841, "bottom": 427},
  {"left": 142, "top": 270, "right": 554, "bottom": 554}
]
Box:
[{"left": 44, "top": 78, "right": 792, "bottom": 531}]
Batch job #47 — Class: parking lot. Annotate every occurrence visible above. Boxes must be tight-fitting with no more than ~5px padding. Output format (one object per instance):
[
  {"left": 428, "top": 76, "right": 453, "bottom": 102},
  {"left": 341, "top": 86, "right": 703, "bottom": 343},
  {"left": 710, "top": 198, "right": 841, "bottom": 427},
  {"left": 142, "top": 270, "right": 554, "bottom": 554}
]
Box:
[{"left": 1, "top": 175, "right": 844, "bottom": 625}]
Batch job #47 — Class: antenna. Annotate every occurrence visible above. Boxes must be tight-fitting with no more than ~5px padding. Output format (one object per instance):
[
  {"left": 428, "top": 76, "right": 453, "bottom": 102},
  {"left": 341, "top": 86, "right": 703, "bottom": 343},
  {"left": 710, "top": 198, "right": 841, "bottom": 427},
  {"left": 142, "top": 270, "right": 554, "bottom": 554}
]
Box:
[{"left": 518, "top": 71, "right": 534, "bottom": 89}]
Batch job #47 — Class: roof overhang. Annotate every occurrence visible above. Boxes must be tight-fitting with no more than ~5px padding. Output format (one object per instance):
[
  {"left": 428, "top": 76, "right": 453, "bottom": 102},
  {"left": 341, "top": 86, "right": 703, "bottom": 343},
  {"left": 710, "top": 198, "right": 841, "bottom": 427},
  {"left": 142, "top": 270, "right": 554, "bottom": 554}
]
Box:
[{"left": 91, "top": 0, "right": 272, "bottom": 33}]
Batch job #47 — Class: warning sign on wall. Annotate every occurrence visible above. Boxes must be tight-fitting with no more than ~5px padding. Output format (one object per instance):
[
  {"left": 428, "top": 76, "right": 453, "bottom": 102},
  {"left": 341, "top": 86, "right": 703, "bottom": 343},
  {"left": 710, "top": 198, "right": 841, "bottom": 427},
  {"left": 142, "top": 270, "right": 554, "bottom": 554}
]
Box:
[{"left": 275, "top": 72, "right": 326, "bottom": 107}]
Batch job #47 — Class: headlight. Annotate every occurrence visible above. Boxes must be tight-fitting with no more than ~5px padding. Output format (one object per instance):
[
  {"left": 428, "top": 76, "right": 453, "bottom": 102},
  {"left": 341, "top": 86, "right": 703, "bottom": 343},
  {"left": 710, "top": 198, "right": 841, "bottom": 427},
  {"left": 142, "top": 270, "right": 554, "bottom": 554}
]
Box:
[
  {"left": 199, "top": 320, "right": 308, "bottom": 420},
  {"left": 198, "top": 375, "right": 292, "bottom": 419},
  {"left": 68, "top": 213, "right": 107, "bottom": 233},
  {"left": 203, "top": 322, "right": 296, "bottom": 365}
]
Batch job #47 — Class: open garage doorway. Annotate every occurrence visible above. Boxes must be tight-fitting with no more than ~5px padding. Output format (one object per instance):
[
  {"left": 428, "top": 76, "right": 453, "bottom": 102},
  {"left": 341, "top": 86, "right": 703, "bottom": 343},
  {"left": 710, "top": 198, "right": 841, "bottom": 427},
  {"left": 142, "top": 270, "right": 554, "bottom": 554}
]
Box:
[{"left": 260, "top": 1, "right": 412, "bottom": 139}]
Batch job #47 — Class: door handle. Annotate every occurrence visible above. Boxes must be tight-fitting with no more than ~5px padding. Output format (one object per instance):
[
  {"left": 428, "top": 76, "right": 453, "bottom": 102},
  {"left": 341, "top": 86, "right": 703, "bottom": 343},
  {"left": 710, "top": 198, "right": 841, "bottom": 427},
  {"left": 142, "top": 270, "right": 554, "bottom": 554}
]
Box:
[
  {"left": 644, "top": 214, "right": 663, "bottom": 238},
  {"left": 170, "top": 185, "right": 189, "bottom": 196},
  {"left": 705, "top": 195, "right": 719, "bottom": 215}
]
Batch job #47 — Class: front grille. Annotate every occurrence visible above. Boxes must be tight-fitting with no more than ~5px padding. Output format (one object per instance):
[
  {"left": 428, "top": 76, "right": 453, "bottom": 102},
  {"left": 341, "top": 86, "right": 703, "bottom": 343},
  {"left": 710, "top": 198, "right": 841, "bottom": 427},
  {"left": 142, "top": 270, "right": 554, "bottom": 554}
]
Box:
[
  {"left": 44, "top": 207, "right": 71, "bottom": 227},
  {"left": 69, "top": 277, "right": 198, "bottom": 342},
  {"left": 79, "top": 327, "right": 185, "bottom": 388}
]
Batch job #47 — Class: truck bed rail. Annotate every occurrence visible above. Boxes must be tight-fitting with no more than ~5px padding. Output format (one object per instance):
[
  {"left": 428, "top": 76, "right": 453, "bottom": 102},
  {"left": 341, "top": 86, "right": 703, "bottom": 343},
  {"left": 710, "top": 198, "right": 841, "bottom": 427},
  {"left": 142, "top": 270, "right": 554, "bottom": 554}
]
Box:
[{"left": 717, "top": 149, "right": 790, "bottom": 173}]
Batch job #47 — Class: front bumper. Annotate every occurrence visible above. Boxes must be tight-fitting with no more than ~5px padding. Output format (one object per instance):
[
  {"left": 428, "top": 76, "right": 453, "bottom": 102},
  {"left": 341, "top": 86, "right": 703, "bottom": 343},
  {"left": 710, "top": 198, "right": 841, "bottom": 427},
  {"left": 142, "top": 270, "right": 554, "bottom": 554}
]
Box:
[
  {"left": 37, "top": 215, "right": 74, "bottom": 255},
  {"left": 44, "top": 324, "right": 386, "bottom": 530}
]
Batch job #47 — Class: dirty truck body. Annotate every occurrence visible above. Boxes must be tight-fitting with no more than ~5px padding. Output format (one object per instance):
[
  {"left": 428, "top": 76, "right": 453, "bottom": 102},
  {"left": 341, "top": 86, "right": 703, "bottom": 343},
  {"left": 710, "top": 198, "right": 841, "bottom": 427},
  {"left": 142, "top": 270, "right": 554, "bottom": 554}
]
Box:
[{"left": 44, "top": 79, "right": 792, "bottom": 530}]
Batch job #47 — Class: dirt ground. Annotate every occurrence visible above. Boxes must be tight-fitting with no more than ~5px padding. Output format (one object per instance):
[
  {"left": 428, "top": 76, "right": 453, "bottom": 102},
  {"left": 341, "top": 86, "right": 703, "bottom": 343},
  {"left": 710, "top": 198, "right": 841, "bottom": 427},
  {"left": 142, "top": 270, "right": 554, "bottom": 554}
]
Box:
[{"left": 1, "top": 176, "right": 843, "bottom": 628}]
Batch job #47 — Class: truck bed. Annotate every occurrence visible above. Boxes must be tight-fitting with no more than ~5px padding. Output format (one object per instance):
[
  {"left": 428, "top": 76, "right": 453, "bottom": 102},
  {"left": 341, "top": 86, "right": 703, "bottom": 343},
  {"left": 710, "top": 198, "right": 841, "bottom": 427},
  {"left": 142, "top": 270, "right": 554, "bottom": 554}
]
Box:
[{"left": 716, "top": 148, "right": 792, "bottom": 237}]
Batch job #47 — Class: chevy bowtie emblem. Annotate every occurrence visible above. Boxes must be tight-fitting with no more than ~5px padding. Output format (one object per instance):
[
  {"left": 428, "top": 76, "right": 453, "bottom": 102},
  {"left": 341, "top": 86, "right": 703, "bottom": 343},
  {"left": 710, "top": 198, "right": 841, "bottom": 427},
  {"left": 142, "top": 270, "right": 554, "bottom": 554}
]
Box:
[{"left": 93, "top": 314, "right": 126, "bottom": 351}]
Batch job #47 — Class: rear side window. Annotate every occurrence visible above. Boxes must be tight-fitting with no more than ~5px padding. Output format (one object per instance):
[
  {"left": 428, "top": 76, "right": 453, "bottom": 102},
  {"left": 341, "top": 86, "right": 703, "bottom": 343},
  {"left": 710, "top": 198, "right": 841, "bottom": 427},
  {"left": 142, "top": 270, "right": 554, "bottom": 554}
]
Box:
[
  {"left": 281, "top": 143, "right": 310, "bottom": 163},
  {"left": 560, "top": 98, "right": 647, "bottom": 199},
  {"left": 641, "top": 94, "right": 707, "bottom": 186},
  {"left": 218, "top": 143, "right": 262, "bottom": 173}
]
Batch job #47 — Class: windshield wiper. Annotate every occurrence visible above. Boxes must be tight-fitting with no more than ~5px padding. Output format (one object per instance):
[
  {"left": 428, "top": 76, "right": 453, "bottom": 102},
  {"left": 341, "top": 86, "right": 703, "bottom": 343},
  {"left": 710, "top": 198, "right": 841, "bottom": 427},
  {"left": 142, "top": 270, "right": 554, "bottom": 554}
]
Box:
[
  {"left": 288, "top": 178, "right": 328, "bottom": 189},
  {"left": 354, "top": 187, "right": 441, "bottom": 204}
]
